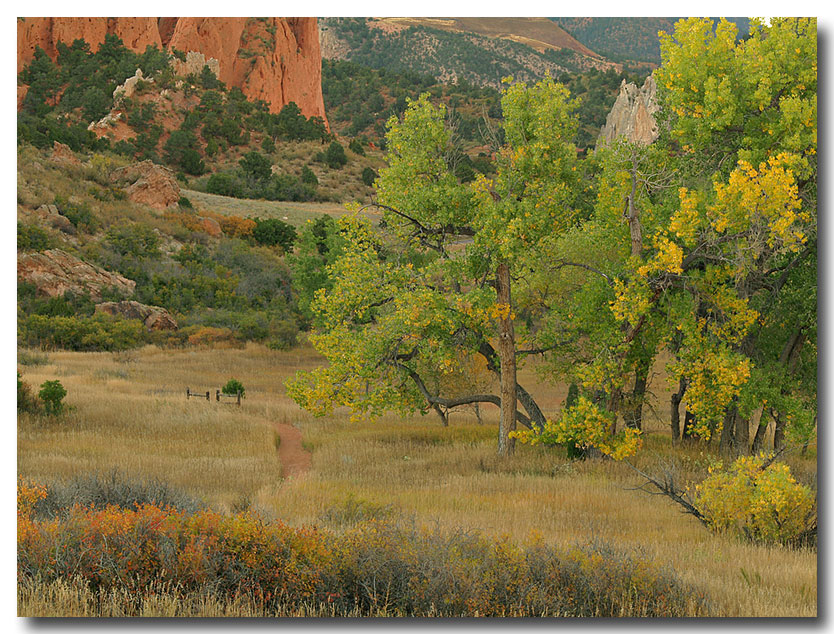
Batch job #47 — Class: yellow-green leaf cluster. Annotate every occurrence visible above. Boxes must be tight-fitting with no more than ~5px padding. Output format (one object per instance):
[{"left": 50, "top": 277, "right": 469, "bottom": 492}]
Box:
[
  {"left": 511, "top": 396, "right": 642, "bottom": 460},
  {"left": 694, "top": 455, "right": 815, "bottom": 544}
]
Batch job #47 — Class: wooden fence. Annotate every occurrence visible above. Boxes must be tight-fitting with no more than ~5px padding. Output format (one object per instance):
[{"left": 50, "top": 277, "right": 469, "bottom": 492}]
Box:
[{"left": 186, "top": 388, "right": 242, "bottom": 406}]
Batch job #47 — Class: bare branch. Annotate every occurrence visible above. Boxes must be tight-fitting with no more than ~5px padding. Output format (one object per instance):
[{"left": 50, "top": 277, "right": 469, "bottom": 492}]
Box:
[
  {"left": 622, "top": 460, "right": 708, "bottom": 526},
  {"left": 549, "top": 259, "right": 613, "bottom": 285}
]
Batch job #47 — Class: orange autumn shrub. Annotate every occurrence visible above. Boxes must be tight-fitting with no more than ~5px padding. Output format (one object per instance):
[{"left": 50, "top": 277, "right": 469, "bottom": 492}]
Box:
[
  {"left": 216, "top": 214, "right": 256, "bottom": 238},
  {"left": 18, "top": 480, "right": 708, "bottom": 616},
  {"left": 186, "top": 326, "right": 237, "bottom": 346}
]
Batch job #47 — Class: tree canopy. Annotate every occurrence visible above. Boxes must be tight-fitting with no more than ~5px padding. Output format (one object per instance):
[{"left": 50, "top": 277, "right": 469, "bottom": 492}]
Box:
[{"left": 288, "top": 18, "right": 816, "bottom": 460}]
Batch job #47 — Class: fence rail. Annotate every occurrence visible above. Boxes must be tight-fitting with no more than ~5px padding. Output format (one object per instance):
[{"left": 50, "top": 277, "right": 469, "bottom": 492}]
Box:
[{"left": 186, "top": 388, "right": 242, "bottom": 406}]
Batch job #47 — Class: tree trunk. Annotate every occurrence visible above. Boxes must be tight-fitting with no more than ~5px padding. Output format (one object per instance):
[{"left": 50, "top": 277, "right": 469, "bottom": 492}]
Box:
[
  {"left": 734, "top": 411, "right": 750, "bottom": 454},
  {"left": 773, "top": 410, "right": 786, "bottom": 452},
  {"left": 719, "top": 403, "right": 737, "bottom": 455},
  {"left": 627, "top": 155, "right": 642, "bottom": 258},
  {"left": 751, "top": 409, "right": 768, "bottom": 455},
  {"left": 476, "top": 338, "right": 545, "bottom": 433},
  {"left": 496, "top": 261, "right": 517, "bottom": 457},
  {"left": 670, "top": 377, "right": 687, "bottom": 442},
  {"left": 516, "top": 383, "right": 546, "bottom": 432},
  {"left": 625, "top": 353, "right": 651, "bottom": 430},
  {"left": 606, "top": 387, "right": 621, "bottom": 436},
  {"left": 682, "top": 409, "right": 697, "bottom": 442}
]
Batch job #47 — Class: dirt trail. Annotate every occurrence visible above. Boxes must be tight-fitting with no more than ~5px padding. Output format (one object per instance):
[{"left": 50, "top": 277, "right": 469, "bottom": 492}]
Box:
[{"left": 269, "top": 420, "right": 312, "bottom": 478}]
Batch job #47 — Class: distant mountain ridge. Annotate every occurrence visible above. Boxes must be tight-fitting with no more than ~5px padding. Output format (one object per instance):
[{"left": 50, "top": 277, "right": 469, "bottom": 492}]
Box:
[
  {"left": 318, "top": 17, "right": 618, "bottom": 90},
  {"left": 551, "top": 17, "right": 751, "bottom": 65},
  {"left": 370, "top": 17, "right": 605, "bottom": 59}
]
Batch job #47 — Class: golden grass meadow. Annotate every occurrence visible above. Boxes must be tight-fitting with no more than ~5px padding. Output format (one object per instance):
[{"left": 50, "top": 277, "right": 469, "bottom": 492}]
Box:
[{"left": 16, "top": 343, "right": 816, "bottom": 617}]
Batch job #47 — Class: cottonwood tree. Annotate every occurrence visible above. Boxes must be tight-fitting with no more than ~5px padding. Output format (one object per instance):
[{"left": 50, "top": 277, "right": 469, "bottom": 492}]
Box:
[
  {"left": 517, "top": 18, "right": 816, "bottom": 456},
  {"left": 287, "top": 78, "right": 585, "bottom": 455}
]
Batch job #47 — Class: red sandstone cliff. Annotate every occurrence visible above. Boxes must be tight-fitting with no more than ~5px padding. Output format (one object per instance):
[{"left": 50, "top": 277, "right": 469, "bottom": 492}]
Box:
[{"left": 17, "top": 17, "right": 326, "bottom": 122}]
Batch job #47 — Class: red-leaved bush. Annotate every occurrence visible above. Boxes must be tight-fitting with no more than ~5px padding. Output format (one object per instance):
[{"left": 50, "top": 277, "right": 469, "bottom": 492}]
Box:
[{"left": 18, "top": 479, "right": 708, "bottom": 616}]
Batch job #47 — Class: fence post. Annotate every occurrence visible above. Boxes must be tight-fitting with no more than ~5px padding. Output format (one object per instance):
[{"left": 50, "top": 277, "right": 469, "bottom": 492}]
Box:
[
  {"left": 187, "top": 387, "right": 190, "bottom": 399},
  {"left": 205, "top": 391, "right": 210, "bottom": 401},
  {"left": 237, "top": 391, "right": 241, "bottom": 406},
  {"left": 216, "top": 389, "right": 220, "bottom": 402}
]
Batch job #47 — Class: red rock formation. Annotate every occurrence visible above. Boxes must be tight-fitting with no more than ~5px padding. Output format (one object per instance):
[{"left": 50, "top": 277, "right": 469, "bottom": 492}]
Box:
[
  {"left": 110, "top": 160, "right": 181, "bottom": 211},
  {"left": 17, "top": 17, "right": 327, "bottom": 124},
  {"left": 18, "top": 249, "right": 136, "bottom": 301},
  {"left": 50, "top": 141, "right": 81, "bottom": 166},
  {"left": 95, "top": 300, "right": 178, "bottom": 331},
  {"left": 17, "top": 17, "right": 162, "bottom": 72}
]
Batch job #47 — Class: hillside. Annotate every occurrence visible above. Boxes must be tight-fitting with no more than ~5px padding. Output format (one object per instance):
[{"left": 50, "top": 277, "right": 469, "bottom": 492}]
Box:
[
  {"left": 319, "top": 17, "right": 618, "bottom": 90},
  {"left": 371, "top": 17, "right": 604, "bottom": 58},
  {"left": 322, "top": 59, "right": 645, "bottom": 151},
  {"left": 552, "top": 17, "right": 751, "bottom": 65}
]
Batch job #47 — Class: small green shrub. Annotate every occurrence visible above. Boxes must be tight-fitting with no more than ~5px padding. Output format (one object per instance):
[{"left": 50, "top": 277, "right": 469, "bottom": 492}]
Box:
[
  {"left": 266, "top": 319, "right": 298, "bottom": 350},
  {"left": 19, "top": 314, "right": 147, "bottom": 351},
  {"left": 324, "top": 141, "right": 348, "bottom": 169},
  {"left": 55, "top": 196, "right": 100, "bottom": 233},
  {"left": 105, "top": 224, "right": 161, "bottom": 259},
  {"left": 301, "top": 165, "right": 318, "bottom": 186},
  {"left": 18, "top": 223, "right": 54, "bottom": 252},
  {"left": 38, "top": 379, "right": 67, "bottom": 415},
  {"left": 251, "top": 218, "right": 297, "bottom": 252},
  {"left": 361, "top": 166, "right": 377, "bottom": 187},
  {"left": 221, "top": 378, "right": 245, "bottom": 397},
  {"left": 206, "top": 172, "right": 244, "bottom": 198},
  {"left": 349, "top": 138, "right": 365, "bottom": 156}
]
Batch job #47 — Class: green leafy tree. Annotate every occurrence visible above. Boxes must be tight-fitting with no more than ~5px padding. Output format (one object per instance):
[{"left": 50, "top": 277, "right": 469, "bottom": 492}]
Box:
[
  {"left": 239, "top": 151, "right": 272, "bottom": 187},
  {"left": 38, "top": 380, "right": 67, "bottom": 415},
  {"left": 288, "top": 79, "right": 590, "bottom": 456},
  {"left": 516, "top": 18, "right": 817, "bottom": 457},
  {"left": 200, "top": 65, "right": 221, "bottom": 89},
  {"left": 81, "top": 86, "right": 110, "bottom": 122},
  {"left": 287, "top": 215, "right": 347, "bottom": 326},
  {"left": 180, "top": 149, "right": 205, "bottom": 176}
]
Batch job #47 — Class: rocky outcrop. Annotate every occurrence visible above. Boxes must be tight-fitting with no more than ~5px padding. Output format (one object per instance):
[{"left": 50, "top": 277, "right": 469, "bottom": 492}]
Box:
[
  {"left": 95, "top": 300, "right": 178, "bottom": 331},
  {"left": 50, "top": 141, "right": 81, "bottom": 166},
  {"left": 18, "top": 249, "right": 136, "bottom": 301},
  {"left": 110, "top": 160, "right": 180, "bottom": 210},
  {"left": 170, "top": 51, "right": 220, "bottom": 80},
  {"left": 17, "top": 17, "right": 327, "bottom": 123},
  {"left": 88, "top": 111, "right": 123, "bottom": 133},
  {"left": 598, "top": 75, "right": 660, "bottom": 146},
  {"left": 112, "top": 69, "right": 153, "bottom": 104}
]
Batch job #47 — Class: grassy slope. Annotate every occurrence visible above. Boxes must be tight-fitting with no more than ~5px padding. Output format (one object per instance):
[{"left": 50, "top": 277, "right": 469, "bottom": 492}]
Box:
[
  {"left": 17, "top": 345, "right": 817, "bottom": 617},
  {"left": 376, "top": 17, "right": 604, "bottom": 59}
]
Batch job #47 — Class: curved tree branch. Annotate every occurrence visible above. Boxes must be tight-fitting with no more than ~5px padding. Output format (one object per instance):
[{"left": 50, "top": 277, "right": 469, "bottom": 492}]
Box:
[{"left": 394, "top": 360, "right": 532, "bottom": 428}]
